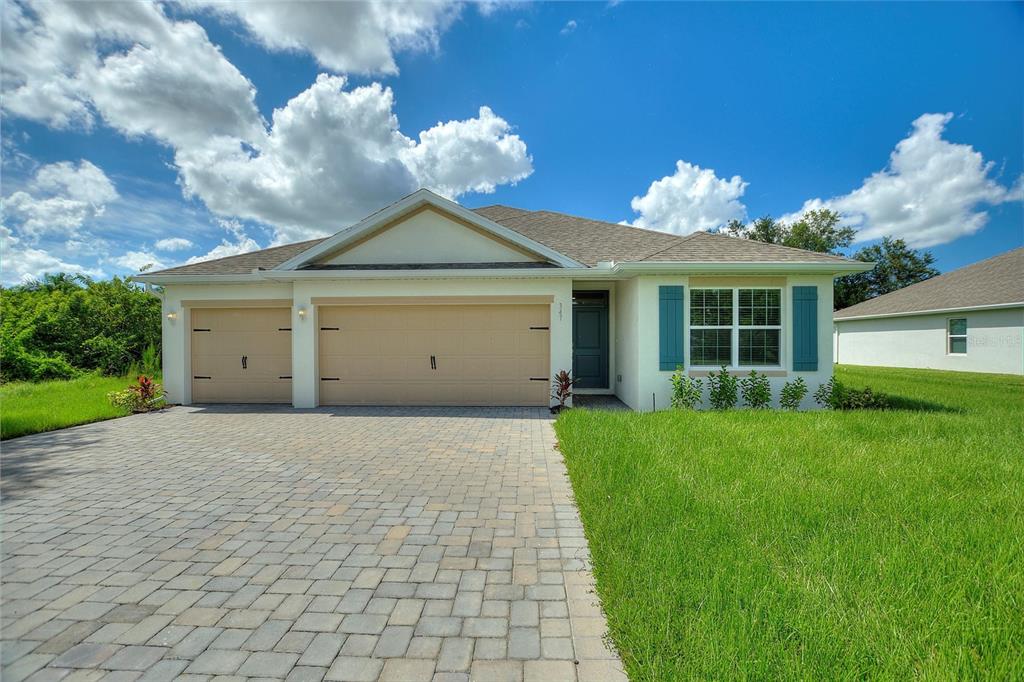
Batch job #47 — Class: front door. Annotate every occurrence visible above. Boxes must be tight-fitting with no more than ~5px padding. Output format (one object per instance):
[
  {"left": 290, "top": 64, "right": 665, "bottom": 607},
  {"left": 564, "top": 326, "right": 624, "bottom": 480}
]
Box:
[{"left": 572, "top": 291, "right": 609, "bottom": 389}]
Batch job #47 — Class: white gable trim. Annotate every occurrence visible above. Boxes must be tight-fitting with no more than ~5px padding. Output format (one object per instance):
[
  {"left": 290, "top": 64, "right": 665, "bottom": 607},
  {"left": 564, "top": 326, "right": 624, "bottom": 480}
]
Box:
[{"left": 274, "top": 189, "right": 584, "bottom": 271}]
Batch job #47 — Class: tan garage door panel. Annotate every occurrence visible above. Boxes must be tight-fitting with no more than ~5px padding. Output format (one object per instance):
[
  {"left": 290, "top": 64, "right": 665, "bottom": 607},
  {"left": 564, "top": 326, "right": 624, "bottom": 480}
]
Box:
[
  {"left": 191, "top": 308, "right": 292, "bottom": 403},
  {"left": 319, "top": 304, "right": 550, "bottom": 406}
]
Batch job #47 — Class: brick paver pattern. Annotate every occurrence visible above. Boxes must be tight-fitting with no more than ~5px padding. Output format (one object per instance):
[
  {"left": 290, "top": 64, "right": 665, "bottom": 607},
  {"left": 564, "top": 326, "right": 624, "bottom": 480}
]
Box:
[{"left": 1, "top": 406, "right": 627, "bottom": 682}]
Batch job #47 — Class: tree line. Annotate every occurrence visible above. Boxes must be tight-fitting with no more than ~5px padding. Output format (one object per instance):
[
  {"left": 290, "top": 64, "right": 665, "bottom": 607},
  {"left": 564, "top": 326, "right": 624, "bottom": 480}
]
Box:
[
  {"left": 720, "top": 209, "right": 939, "bottom": 309},
  {"left": 1, "top": 274, "right": 161, "bottom": 383}
]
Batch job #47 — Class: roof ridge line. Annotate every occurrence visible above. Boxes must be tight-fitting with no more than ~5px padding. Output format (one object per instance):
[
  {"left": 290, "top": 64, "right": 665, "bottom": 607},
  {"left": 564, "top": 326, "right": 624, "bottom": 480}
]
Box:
[{"left": 639, "top": 231, "right": 705, "bottom": 260}]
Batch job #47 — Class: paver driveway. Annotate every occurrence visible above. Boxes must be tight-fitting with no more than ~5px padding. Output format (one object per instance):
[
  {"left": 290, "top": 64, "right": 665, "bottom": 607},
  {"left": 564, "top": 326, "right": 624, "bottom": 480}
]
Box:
[{"left": 1, "top": 406, "right": 625, "bottom": 682}]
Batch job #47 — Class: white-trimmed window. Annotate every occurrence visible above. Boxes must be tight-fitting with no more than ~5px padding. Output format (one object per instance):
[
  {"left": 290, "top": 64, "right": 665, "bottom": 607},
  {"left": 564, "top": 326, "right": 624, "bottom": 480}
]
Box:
[
  {"left": 690, "top": 288, "right": 782, "bottom": 367},
  {"left": 948, "top": 318, "right": 967, "bottom": 355}
]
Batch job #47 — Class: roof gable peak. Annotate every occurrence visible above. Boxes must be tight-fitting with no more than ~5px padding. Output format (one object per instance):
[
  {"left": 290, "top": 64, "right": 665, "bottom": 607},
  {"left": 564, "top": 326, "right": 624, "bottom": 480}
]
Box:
[{"left": 274, "top": 189, "right": 584, "bottom": 271}]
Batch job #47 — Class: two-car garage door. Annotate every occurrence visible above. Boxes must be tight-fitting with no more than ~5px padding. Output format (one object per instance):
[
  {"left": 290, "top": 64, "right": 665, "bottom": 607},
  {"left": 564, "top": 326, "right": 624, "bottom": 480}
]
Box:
[
  {"left": 318, "top": 304, "right": 550, "bottom": 406},
  {"left": 190, "top": 303, "right": 550, "bottom": 406}
]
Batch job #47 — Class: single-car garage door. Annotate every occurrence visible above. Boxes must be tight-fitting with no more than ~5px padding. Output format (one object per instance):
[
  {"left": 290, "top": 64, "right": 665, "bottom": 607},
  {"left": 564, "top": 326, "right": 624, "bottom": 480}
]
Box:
[
  {"left": 318, "top": 303, "right": 550, "bottom": 406},
  {"left": 191, "top": 308, "right": 292, "bottom": 403}
]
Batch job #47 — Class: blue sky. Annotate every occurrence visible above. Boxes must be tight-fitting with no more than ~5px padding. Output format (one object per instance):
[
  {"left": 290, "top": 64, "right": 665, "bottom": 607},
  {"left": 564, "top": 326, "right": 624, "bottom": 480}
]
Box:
[{"left": 2, "top": 1, "right": 1021, "bottom": 284}]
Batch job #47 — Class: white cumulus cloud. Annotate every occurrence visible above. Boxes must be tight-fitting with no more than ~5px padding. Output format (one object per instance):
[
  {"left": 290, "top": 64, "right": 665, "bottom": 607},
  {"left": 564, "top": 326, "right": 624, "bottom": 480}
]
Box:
[
  {"left": 3, "top": 1, "right": 534, "bottom": 246},
  {"left": 34, "top": 160, "right": 119, "bottom": 205},
  {"left": 626, "top": 160, "right": 748, "bottom": 235},
  {"left": 1, "top": 225, "right": 105, "bottom": 285},
  {"left": 2, "top": 160, "right": 118, "bottom": 240},
  {"left": 401, "top": 106, "right": 532, "bottom": 199},
  {"left": 185, "top": 219, "right": 262, "bottom": 264},
  {"left": 110, "top": 250, "right": 166, "bottom": 272},
  {"left": 176, "top": 75, "right": 533, "bottom": 243},
  {"left": 187, "top": 0, "right": 461, "bottom": 75},
  {"left": 785, "top": 113, "right": 1022, "bottom": 247},
  {"left": 154, "top": 237, "right": 195, "bottom": 252},
  {"left": 2, "top": 0, "right": 263, "bottom": 146}
]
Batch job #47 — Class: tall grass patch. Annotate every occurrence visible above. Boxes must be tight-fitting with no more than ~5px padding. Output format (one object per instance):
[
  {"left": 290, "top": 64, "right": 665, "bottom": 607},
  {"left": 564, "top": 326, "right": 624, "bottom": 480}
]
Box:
[
  {"left": 1, "top": 373, "right": 160, "bottom": 439},
  {"left": 555, "top": 366, "right": 1024, "bottom": 680}
]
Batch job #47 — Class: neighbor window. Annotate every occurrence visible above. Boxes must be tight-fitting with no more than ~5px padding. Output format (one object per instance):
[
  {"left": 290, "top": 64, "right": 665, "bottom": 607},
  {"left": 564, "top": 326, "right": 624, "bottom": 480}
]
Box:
[
  {"left": 948, "top": 318, "right": 967, "bottom": 354},
  {"left": 690, "top": 288, "right": 781, "bottom": 366}
]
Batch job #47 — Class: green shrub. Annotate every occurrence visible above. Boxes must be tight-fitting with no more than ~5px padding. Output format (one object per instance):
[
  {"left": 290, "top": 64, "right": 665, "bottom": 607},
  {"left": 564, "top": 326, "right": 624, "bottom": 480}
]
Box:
[
  {"left": 780, "top": 377, "right": 808, "bottom": 410},
  {"left": 813, "top": 377, "right": 838, "bottom": 408},
  {"left": 707, "top": 366, "right": 738, "bottom": 410},
  {"left": 0, "top": 340, "right": 80, "bottom": 381},
  {"left": 1, "top": 273, "right": 160, "bottom": 382},
  {"left": 83, "top": 335, "right": 132, "bottom": 375},
  {"left": 835, "top": 386, "right": 891, "bottom": 410},
  {"left": 670, "top": 366, "right": 703, "bottom": 409},
  {"left": 127, "top": 343, "right": 162, "bottom": 378},
  {"left": 141, "top": 343, "right": 161, "bottom": 375},
  {"left": 740, "top": 370, "right": 771, "bottom": 409},
  {"left": 814, "top": 376, "right": 891, "bottom": 410}
]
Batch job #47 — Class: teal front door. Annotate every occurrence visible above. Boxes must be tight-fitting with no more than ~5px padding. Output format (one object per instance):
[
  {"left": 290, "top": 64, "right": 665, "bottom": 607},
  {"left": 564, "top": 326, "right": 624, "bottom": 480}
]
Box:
[{"left": 572, "top": 291, "right": 609, "bottom": 389}]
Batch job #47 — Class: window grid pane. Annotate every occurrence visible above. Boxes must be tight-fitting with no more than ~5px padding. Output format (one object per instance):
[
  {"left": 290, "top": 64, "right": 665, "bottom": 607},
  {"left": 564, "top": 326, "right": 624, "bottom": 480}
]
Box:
[
  {"left": 739, "top": 288, "right": 781, "bottom": 327},
  {"left": 948, "top": 318, "right": 967, "bottom": 335},
  {"left": 691, "top": 329, "right": 732, "bottom": 366},
  {"left": 690, "top": 289, "right": 733, "bottom": 326},
  {"left": 739, "top": 329, "right": 780, "bottom": 366}
]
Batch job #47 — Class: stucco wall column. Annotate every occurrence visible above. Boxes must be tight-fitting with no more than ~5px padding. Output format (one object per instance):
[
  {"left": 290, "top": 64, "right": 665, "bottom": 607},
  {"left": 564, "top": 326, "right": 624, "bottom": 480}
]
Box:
[{"left": 291, "top": 287, "right": 318, "bottom": 408}]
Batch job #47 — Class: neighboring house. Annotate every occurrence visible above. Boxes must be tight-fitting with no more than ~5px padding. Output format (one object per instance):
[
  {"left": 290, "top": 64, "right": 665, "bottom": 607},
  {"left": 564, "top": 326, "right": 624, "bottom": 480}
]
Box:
[
  {"left": 834, "top": 247, "right": 1024, "bottom": 375},
  {"left": 135, "top": 189, "right": 869, "bottom": 410}
]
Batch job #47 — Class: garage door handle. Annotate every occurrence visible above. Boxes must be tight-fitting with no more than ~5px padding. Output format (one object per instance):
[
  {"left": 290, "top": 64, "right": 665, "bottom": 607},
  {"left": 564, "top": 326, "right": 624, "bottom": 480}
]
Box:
[
  {"left": 430, "top": 355, "right": 436, "bottom": 370},
  {"left": 241, "top": 355, "right": 247, "bottom": 370}
]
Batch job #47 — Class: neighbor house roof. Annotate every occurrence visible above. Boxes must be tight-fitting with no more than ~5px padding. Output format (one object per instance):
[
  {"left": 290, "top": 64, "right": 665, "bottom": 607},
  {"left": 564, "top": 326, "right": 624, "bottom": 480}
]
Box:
[
  {"left": 147, "top": 202, "right": 861, "bottom": 276},
  {"left": 834, "top": 247, "right": 1024, "bottom": 320}
]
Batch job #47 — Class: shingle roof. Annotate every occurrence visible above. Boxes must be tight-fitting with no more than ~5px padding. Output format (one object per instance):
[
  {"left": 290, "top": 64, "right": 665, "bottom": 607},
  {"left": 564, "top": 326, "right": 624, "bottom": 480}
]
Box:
[
  {"left": 474, "top": 206, "right": 856, "bottom": 266},
  {"left": 639, "top": 230, "right": 856, "bottom": 264},
  {"left": 834, "top": 247, "right": 1024, "bottom": 319},
  {"left": 151, "top": 238, "right": 326, "bottom": 275},
  {"left": 474, "top": 207, "right": 681, "bottom": 265},
  {"left": 146, "top": 204, "right": 859, "bottom": 275}
]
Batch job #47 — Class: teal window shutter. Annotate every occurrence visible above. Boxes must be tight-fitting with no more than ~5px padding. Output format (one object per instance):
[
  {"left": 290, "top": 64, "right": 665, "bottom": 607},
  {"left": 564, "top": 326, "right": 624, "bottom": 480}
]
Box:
[
  {"left": 659, "top": 286, "right": 685, "bottom": 371},
  {"left": 792, "top": 286, "right": 818, "bottom": 371}
]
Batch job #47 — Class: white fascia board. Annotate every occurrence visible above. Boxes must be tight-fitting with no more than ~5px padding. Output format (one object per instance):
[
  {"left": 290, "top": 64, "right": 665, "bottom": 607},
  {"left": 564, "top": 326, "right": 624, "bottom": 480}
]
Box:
[
  {"left": 274, "top": 189, "right": 584, "bottom": 270},
  {"left": 133, "top": 259, "right": 873, "bottom": 285},
  {"left": 834, "top": 301, "right": 1024, "bottom": 322},
  {"left": 261, "top": 266, "right": 598, "bottom": 281},
  {"left": 612, "top": 260, "right": 874, "bottom": 276}
]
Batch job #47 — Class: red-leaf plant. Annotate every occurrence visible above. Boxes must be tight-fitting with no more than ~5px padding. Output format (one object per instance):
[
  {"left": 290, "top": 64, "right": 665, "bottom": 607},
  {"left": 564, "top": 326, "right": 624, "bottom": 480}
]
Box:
[
  {"left": 137, "top": 375, "right": 158, "bottom": 402},
  {"left": 550, "top": 370, "right": 578, "bottom": 414}
]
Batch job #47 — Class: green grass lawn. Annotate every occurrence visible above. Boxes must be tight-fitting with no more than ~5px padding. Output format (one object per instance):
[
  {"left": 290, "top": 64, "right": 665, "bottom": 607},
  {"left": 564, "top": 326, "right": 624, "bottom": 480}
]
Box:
[
  {"left": 555, "top": 366, "right": 1024, "bottom": 680},
  {"left": 1, "top": 373, "right": 154, "bottom": 440}
]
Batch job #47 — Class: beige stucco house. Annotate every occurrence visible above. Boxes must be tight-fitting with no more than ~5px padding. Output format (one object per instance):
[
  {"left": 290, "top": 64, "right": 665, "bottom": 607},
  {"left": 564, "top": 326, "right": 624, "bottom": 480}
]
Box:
[
  {"left": 136, "top": 190, "right": 869, "bottom": 410},
  {"left": 834, "top": 248, "right": 1024, "bottom": 375}
]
